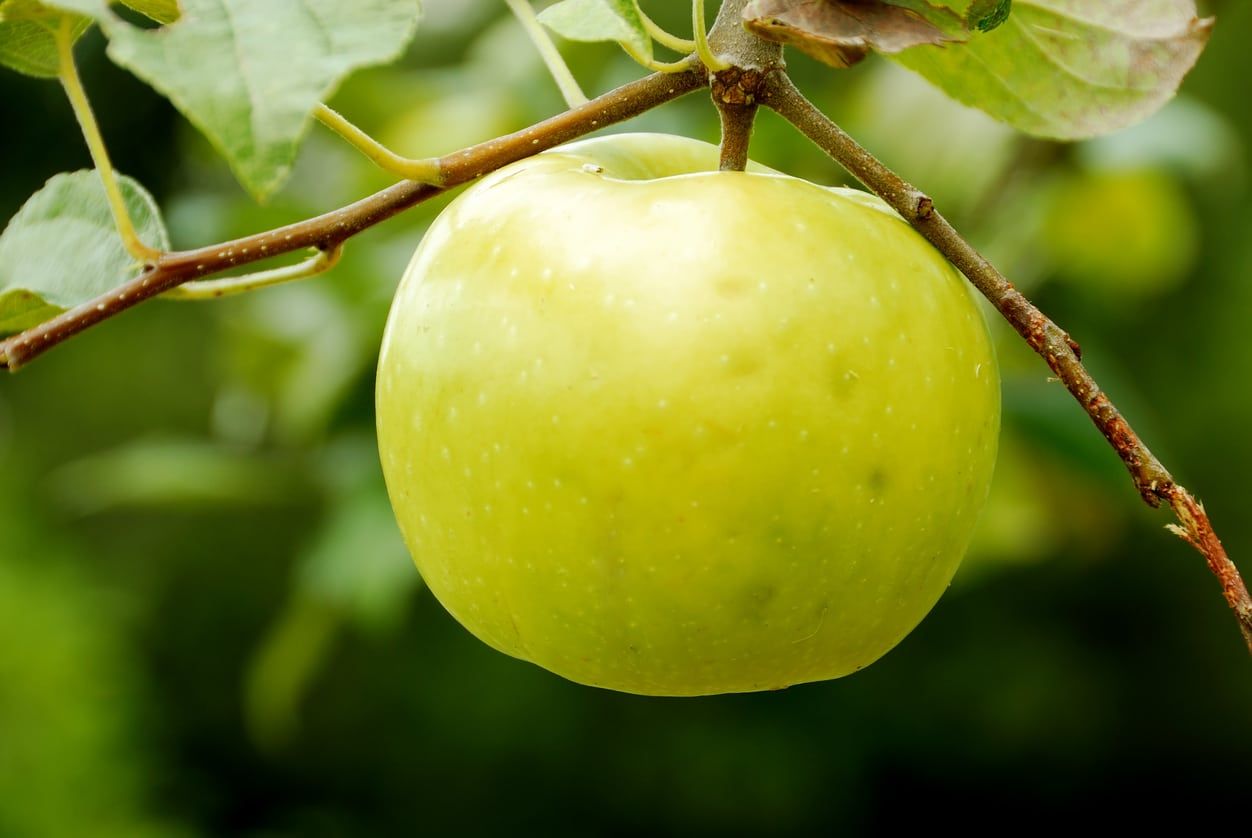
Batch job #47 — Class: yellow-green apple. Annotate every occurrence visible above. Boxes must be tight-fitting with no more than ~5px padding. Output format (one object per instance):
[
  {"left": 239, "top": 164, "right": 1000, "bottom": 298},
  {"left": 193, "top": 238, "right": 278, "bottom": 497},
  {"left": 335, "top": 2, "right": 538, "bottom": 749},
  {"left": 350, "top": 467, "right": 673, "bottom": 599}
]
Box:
[{"left": 376, "top": 133, "right": 999, "bottom": 696}]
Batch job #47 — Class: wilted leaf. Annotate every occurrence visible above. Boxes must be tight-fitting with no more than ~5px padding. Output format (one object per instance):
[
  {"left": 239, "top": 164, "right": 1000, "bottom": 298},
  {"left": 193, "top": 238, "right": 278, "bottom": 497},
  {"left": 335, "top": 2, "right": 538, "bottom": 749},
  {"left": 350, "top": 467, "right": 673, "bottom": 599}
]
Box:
[
  {"left": 743, "top": 0, "right": 966, "bottom": 69},
  {"left": 537, "top": 0, "right": 650, "bottom": 62},
  {"left": 0, "top": 170, "right": 169, "bottom": 336},
  {"left": 0, "top": 0, "right": 91, "bottom": 78},
  {"left": 893, "top": 0, "right": 1214, "bottom": 139},
  {"left": 97, "top": 0, "right": 423, "bottom": 199}
]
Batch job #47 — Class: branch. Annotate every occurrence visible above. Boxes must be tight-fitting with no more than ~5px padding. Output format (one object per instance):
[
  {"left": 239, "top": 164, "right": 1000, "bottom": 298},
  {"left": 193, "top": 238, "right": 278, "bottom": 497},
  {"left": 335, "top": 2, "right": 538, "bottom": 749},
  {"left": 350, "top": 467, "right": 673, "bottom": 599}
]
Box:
[
  {"left": 0, "top": 64, "right": 707, "bottom": 372},
  {"left": 763, "top": 73, "right": 1252, "bottom": 655}
]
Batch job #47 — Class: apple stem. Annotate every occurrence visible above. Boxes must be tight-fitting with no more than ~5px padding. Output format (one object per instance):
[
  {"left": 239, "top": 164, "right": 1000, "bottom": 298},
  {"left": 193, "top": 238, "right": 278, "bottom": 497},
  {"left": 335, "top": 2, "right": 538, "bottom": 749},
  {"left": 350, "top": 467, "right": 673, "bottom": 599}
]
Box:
[
  {"left": 704, "top": 0, "right": 782, "bottom": 171},
  {"left": 762, "top": 72, "right": 1252, "bottom": 657},
  {"left": 716, "top": 99, "right": 757, "bottom": 171}
]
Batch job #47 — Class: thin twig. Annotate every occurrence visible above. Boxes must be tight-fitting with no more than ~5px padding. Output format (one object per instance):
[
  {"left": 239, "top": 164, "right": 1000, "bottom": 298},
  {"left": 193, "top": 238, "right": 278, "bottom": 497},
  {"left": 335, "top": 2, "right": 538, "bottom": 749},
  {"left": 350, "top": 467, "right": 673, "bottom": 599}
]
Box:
[
  {"left": 163, "top": 244, "right": 343, "bottom": 300},
  {"left": 694, "top": 0, "right": 731, "bottom": 71},
  {"left": 0, "top": 64, "right": 706, "bottom": 372},
  {"left": 641, "top": 9, "right": 696, "bottom": 53},
  {"left": 763, "top": 73, "right": 1252, "bottom": 655},
  {"left": 313, "top": 104, "right": 443, "bottom": 183},
  {"left": 504, "top": 0, "right": 589, "bottom": 108}
]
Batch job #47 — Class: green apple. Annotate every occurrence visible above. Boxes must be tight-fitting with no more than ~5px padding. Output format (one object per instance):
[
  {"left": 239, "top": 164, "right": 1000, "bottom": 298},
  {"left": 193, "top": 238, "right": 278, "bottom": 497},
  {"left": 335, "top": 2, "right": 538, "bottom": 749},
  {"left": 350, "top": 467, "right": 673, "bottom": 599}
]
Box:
[{"left": 376, "top": 133, "right": 999, "bottom": 696}]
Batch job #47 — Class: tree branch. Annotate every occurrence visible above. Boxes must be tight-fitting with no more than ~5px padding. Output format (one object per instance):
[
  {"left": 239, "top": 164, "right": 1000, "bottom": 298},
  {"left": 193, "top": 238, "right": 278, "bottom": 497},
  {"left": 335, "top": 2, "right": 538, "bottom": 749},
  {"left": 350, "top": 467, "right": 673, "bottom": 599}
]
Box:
[
  {"left": 0, "top": 64, "right": 707, "bottom": 372},
  {"left": 763, "top": 73, "right": 1252, "bottom": 655}
]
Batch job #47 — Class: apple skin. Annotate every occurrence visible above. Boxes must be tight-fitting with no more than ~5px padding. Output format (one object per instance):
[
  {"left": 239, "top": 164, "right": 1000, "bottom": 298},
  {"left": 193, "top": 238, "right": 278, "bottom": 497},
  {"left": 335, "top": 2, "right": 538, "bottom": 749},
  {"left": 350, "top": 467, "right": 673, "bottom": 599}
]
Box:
[{"left": 377, "top": 133, "right": 999, "bottom": 696}]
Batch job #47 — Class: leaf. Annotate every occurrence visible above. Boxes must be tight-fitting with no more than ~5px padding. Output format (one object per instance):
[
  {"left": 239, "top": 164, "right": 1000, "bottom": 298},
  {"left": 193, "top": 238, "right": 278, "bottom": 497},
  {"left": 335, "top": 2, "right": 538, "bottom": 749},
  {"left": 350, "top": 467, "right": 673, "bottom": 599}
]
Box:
[
  {"left": 0, "top": 1, "right": 179, "bottom": 79},
  {"left": 245, "top": 439, "right": 419, "bottom": 751},
  {"left": 965, "top": 0, "right": 1010, "bottom": 32},
  {"left": 0, "top": 0, "right": 91, "bottom": 78},
  {"left": 892, "top": 0, "right": 1214, "bottom": 139},
  {"left": 537, "top": 0, "right": 650, "bottom": 62},
  {"left": 96, "top": 0, "right": 423, "bottom": 199},
  {"left": 0, "top": 170, "right": 169, "bottom": 336},
  {"left": 743, "top": 0, "right": 967, "bottom": 69},
  {"left": 117, "top": 0, "right": 178, "bottom": 23},
  {"left": 47, "top": 437, "right": 304, "bottom": 514},
  {"left": 297, "top": 482, "right": 419, "bottom": 629}
]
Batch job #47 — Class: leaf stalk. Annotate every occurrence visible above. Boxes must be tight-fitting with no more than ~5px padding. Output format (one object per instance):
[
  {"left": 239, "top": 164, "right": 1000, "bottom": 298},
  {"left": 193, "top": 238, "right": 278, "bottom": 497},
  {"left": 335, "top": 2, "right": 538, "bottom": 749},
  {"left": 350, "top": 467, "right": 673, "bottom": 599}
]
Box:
[{"left": 55, "top": 17, "right": 161, "bottom": 264}]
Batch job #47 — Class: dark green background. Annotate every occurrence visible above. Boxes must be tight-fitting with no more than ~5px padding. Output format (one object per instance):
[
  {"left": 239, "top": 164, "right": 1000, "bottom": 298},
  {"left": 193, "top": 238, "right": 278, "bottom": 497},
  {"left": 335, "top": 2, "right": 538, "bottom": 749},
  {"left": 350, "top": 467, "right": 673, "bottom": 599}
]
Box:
[{"left": 1, "top": 1, "right": 1248, "bottom": 834}]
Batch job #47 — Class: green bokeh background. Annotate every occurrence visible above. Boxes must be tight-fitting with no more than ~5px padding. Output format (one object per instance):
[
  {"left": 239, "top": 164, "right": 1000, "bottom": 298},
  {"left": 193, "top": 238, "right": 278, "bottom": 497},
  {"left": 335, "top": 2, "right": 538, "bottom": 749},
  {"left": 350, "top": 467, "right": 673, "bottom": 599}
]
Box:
[{"left": 1, "top": 1, "right": 1249, "bottom": 833}]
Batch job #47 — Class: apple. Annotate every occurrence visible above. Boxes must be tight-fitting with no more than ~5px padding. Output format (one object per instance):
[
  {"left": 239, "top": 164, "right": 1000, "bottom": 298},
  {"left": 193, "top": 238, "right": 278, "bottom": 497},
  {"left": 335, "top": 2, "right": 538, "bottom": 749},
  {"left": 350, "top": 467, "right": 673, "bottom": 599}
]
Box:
[{"left": 376, "top": 133, "right": 999, "bottom": 696}]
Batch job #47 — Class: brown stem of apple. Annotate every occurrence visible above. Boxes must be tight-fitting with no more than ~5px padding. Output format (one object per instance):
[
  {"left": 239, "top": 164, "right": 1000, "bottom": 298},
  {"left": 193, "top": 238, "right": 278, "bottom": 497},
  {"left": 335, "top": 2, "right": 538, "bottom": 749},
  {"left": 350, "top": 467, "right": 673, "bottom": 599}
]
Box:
[
  {"left": 714, "top": 94, "right": 758, "bottom": 171},
  {"left": 762, "top": 72, "right": 1252, "bottom": 656},
  {"left": 0, "top": 64, "right": 707, "bottom": 372},
  {"left": 705, "top": 0, "right": 780, "bottom": 171}
]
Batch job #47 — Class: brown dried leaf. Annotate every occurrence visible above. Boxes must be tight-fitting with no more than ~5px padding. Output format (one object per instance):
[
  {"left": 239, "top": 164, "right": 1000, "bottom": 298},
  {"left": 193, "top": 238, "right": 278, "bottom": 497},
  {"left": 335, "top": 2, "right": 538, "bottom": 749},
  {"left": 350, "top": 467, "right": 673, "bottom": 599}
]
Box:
[{"left": 743, "top": 0, "right": 965, "bottom": 69}]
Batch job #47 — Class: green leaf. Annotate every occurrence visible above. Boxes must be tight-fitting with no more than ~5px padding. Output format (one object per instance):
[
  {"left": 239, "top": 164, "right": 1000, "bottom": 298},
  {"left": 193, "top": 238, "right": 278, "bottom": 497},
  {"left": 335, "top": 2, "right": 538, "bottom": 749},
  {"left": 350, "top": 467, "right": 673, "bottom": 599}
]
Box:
[
  {"left": 965, "top": 0, "right": 1011, "bottom": 32},
  {"left": 48, "top": 437, "right": 303, "bottom": 513},
  {"left": 117, "top": 0, "right": 178, "bottom": 23},
  {"left": 245, "top": 438, "right": 419, "bottom": 750},
  {"left": 298, "top": 482, "right": 419, "bottom": 629},
  {"left": 0, "top": 170, "right": 169, "bottom": 336},
  {"left": 0, "top": 0, "right": 91, "bottom": 78},
  {"left": 892, "top": 0, "right": 1213, "bottom": 139},
  {"left": 7, "top": 0, "right": 180, "bottom": 23},
  {"left": 537, "top": 0, "right": 650, "bottom": 63},
  {"left": 96, "top": 0, "right": 423, "bottom": 199}
]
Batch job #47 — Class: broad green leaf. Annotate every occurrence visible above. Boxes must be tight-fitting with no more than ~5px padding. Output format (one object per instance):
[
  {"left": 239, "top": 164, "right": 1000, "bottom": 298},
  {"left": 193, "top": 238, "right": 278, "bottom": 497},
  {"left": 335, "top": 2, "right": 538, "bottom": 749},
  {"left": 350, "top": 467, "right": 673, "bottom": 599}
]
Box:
[
  {"left": 893, "top": 0, "right": 1213, "bottom": 139},
  {"left": 538, "top": 0, "right": 650, "bottom": 63},
  {"left": 97, "top": 0, "right": 422, "bottom": 199},
  {"left": 0, "top": 0, "right": 91, "bottom": 77},
  {"left": 0, "top": 170, "right": 169, "bottom": 336}
]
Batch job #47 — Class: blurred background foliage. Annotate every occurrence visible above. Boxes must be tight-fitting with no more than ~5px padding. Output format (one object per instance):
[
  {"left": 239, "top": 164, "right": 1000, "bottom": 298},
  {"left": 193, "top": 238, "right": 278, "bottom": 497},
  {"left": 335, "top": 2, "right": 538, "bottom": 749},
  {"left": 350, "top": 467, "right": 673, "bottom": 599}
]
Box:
[{"left": 1, "top": 0, "right": 1250, "bottom": 833}]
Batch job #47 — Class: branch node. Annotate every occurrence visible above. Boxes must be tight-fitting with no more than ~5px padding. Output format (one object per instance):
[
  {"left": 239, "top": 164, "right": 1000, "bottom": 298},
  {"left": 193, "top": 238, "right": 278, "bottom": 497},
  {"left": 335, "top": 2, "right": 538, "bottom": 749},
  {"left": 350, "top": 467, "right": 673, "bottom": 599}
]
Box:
[
  {"left": 915, "top": 195, "right": 934, "bottom": 220},
  {"left": 1066, "top": 334, "right": 1083, "bottom": 360},
  {"left": 711, "top": 66, "right": 768, "bottom": 106}
]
